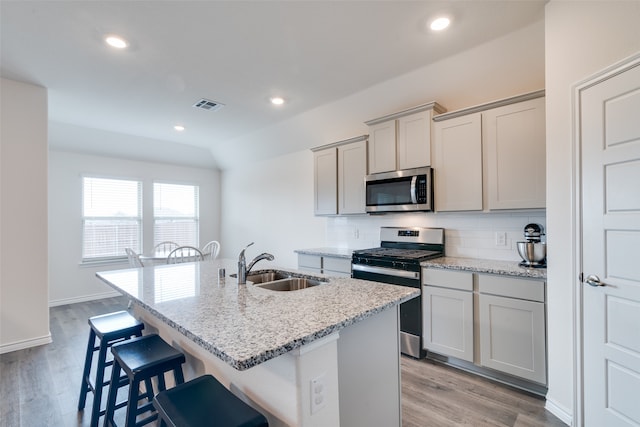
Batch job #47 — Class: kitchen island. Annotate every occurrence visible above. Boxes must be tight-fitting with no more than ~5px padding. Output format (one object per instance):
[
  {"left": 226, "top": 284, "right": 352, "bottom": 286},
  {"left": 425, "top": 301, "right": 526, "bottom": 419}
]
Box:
[{"left": 97, "top": 259, "right": 418, "bottom": 427}]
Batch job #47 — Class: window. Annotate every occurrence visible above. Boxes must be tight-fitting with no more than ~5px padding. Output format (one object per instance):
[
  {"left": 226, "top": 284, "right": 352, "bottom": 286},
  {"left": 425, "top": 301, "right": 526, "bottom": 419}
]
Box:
[
  {"left": 82, "top": 177, "right": 142, "bottom": 261},
  {"left": 153, "top": 182, "right": 199, "bottom": 247}
]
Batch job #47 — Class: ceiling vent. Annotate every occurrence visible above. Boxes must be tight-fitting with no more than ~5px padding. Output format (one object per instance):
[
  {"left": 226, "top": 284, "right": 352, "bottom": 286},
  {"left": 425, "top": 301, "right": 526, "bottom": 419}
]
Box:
[{"left": 193, "top": 98, "right": 225, "bottom": 112}]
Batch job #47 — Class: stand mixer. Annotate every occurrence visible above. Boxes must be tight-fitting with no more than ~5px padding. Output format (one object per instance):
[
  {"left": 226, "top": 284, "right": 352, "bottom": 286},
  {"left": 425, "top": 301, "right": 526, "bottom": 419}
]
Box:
[{"left": 516, "top": 223, "right": 547, "bottom": 268}]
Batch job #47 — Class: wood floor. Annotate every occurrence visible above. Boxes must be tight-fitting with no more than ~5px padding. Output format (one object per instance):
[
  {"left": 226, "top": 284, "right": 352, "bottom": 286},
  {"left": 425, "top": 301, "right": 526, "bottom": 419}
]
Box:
[{"left": 0, "top": 297, "right": 566, "bottom": 427}]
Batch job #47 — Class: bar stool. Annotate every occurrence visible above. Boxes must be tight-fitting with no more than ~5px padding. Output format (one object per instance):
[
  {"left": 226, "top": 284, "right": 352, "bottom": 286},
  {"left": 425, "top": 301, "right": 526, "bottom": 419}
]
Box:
[
  {"left": 103, "top": 334, "right": 186, "bottom": 427},
  {"left": 78, "top": 310, "right": 145, "bottom": 427},
  {"left": 153, "top": 375, "right": 269, "bottom": 427}
]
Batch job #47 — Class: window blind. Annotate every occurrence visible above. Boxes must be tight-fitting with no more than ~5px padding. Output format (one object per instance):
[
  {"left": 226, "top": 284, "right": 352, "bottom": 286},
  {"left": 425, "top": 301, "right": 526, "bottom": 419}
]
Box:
[
  {"left": 153, "top": 182, "right": 199, "bottom": 247},
  {"left": 82, "top": 177, "right": 142, "bottom": 260}
]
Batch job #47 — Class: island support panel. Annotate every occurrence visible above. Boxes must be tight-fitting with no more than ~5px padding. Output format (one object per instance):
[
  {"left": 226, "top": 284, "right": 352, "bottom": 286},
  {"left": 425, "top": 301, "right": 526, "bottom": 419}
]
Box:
[
  {"left": 133, "top": 305, "right": 402, "bottom": 426},
  {"left": 134, "top": 305, "right": 340, "bottom": 426}
]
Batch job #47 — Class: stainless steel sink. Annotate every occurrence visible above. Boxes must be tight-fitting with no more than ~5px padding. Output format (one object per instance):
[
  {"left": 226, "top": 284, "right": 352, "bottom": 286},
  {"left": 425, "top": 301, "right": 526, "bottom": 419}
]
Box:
[
  {"left": 256, "top": 277, "right": 324, "bottom": 291},
  {"left": 230, "top": 271, "right": 291, "bottom": 284},
  {"left": 230, "top": 270, "right": 327, "bottom": 291}
]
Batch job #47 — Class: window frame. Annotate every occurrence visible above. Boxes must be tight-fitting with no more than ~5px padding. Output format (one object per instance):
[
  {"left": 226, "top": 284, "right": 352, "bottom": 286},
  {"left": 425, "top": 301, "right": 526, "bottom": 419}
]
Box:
[
  {"left": 80, "top": 175, "right": 143, "bottom": 264},
  {"left": 152, "top": 181, "right": 200, "bottom": 249}
]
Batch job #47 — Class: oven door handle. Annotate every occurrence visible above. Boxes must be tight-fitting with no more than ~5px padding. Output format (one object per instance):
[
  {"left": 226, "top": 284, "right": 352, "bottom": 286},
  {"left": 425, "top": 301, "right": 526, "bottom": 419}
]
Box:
[{"left": 352, "top": 264, "right": 420, "bottom": 280}]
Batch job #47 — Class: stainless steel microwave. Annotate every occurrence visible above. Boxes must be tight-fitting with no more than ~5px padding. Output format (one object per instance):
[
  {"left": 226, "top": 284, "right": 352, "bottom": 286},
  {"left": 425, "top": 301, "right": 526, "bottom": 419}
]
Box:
[{"left": 365, "top": 167, "right": 433, "bottom": 213}]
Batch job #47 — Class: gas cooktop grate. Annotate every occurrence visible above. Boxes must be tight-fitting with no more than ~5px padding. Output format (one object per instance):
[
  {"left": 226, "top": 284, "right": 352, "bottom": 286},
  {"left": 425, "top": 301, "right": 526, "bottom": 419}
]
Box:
[{"left": 353, "top": 247, "right": 442, "bottom": 261}]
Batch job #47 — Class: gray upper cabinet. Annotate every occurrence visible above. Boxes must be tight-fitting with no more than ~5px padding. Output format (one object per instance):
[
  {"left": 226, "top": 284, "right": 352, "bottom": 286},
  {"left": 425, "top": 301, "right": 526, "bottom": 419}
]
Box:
[
  {"left": 313, "top": 147, "right": 338, "bottom": 215},
  {"left": 433, "top": 113, "right": 483, "bottom": 212},
  {"left": 432, "top": 90, "right": 546, "bottom": 212},
  {"left": 484, "top": 96, "right": 546, "bottom": 210},
  {"left": 338, "top": 139, "right": 368, "bottom": 214},
  {"left": 366, "top": 102, "right": 446, "bottom": 174},
  {"left": 367, "top": 120, "right": 397, "bottom": 174},
  {"left": 312, "top": 135, "right": 368, "bottom": 216}
]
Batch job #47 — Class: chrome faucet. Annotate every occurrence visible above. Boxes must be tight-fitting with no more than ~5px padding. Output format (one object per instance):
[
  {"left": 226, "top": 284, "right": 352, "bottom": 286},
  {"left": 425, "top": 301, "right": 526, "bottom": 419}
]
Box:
[{"left": 237, "top": 242, "right": 274, "bottom": 284}]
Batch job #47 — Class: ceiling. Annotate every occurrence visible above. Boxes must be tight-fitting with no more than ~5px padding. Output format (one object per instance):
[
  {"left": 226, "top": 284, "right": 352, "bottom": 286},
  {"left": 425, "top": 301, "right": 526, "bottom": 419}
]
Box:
[{"left": 1, "top": 1, "right": 546, "bottom": 169}]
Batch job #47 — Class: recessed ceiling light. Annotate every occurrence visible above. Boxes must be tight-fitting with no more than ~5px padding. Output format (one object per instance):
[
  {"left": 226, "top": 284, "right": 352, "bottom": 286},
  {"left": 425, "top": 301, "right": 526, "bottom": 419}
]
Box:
[
  {"left": 174, "top": 125, "right": 185, "bottom": 132},
  {"left": 270, "top": 97, "right": 285, "bottom": 106},
  {"left": 105, "top": 35, "right": 128, "bottom": 49},
  {"left": 430, "top": 17, "right": 451, "bottom": 31}
]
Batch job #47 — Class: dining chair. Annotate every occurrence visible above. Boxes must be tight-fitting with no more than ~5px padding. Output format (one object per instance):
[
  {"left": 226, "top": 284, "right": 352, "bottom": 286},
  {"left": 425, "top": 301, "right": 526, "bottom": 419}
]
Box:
[
  {"left": 154, "top": 241, "right": 179, "bottom": 253},
  {"left": 125, "top": 248, "right": 144, "bottom": 268},
  {"left": 201, "top": 240, "right": 221, "bottom": 261},
  {"left": 167, "top": 246, "right": 204, "bottom": 264}
]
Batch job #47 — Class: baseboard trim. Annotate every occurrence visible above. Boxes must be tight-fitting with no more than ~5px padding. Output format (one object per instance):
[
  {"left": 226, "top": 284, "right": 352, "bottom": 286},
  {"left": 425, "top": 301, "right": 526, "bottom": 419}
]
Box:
[
  {"left": 49, "top": 290, "right": 121, "bottom": 307},
  {"left": 0, "top": 333, "right": 52, "bottom": 354},
  {"left": 545, "top": 397, "right": 573, "bottom": 426}
]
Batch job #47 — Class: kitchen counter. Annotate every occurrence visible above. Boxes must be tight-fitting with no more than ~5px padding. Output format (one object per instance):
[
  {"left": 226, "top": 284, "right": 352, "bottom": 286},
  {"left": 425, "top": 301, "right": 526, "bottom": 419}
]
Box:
[
  {"left": 96, "top": 258, "right": 416, "bottom": 426},
  {"left": 96, "top": 259, "right": 417, "bottom": 370},
  {"left": 294, "top": 247, "right": 354, "bottom": 259},
  {"left": 421, "top": 256, "right": 546, "bottom": 280}
]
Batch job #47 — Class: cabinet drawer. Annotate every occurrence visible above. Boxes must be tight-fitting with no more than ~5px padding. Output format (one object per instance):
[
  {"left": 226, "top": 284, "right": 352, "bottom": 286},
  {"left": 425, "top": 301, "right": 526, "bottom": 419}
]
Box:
[
  {"left": 422, "top": 268, "right": 473, "bottom": 291},
  {"left": 298, "top": 254, "right": 322, "bottom": 269},
  {"left": 323, "top": 256, "right": 352, "bottom": 274},
  {"left": 478, "top": 274, "right": 545, "bottom": 302}
]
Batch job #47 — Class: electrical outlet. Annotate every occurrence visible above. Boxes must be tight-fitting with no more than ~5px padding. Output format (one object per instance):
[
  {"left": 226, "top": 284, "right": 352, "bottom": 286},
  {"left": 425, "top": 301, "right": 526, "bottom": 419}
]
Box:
[
  {"left": 310, "top": 374, "right": 327, "bottom": 414},
  {"left": 495, "top": 232, "right": 507, "bottom": 247},
  {"left": 354, "top": 228, "right": 360, "bottom": 239}
]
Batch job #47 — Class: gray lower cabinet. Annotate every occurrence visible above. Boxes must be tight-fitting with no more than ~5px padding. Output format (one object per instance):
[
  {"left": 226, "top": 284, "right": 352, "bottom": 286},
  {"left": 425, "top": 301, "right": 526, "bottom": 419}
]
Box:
[
  {"left": 422, "top": 269, "right": 474, "bottom": 362},
  {"left": 298, "top": 253, "right": 351, "bottom": 278},
  {"left": 478, "top": 274, "right": 547, "bottom": 384},
  {"left": 422, "top": 268, "right": 547, "bottom": 385}
]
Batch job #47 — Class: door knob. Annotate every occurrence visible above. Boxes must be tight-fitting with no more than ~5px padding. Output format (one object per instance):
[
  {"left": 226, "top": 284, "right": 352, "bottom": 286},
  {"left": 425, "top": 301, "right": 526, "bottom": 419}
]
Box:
[{"left": 585, "top": 274, "right": 606, "bottom": 287}]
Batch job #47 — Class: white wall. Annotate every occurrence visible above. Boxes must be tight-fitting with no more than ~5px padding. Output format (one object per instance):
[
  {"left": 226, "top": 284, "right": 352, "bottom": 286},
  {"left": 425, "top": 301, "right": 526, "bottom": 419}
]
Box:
[
  {"left": 221, "top": 21, "right": 546, "bottom": 267},
  {"left": 221, "top": 150, "right": 326, "bottom": 266},
  {"left": 544, "top": 1, "right": 640, "bottom": 424},
  {"left": 0, "top": 78, "right": 50, "bottom": 353},
  {"left": 48, "top": 150, "right": 221, "bottom": 306}
]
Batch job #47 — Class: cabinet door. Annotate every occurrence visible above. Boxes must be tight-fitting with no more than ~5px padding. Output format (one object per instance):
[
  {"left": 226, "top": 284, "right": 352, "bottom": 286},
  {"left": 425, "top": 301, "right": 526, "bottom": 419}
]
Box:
[
  {"left": 484, "top": 97, "right": 546, "bottom": 209},
  {"left": 338, "top": 140, "right": 367, "bottom": 214},
  {"left": 323, "top": 256, "right": 352, "bottom": 277},
  {"left": 298, "top": 254, "right": 322, "bottom": 274},
  {"left": 479, "top": 294, "right": 546, "bottom": 384},
  {"left": 433, "top": 113, "right": 483, "bottom": 211},
  {"left": 313, "top": 148, "right": 337, "bottom": 215},
  {"left": 423, "top": 286, "right": 474, "bottom": 362},
  {"left": 368, "top": 120, "right": 397, "bottom": 174},
  {"left": 398, "top": 110, "right": 431, "bottom": 169}
]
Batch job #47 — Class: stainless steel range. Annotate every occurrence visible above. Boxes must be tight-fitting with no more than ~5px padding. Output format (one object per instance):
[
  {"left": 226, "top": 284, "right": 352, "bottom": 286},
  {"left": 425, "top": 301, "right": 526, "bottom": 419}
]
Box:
[{"left": 351, "top": 227, "right": 445, "bottom": 358}]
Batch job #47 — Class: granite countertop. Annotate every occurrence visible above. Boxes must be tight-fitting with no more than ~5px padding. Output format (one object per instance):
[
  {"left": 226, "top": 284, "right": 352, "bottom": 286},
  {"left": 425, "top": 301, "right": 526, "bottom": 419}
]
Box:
[
  {"left": 421, "top": 257, "right": 547, "bottom": 280},
  {"left": 96, "top": 259, "right": 418, "bottom": 371},
  {"left": 294, "top": 247, "right": 354, "bottom": 259}
]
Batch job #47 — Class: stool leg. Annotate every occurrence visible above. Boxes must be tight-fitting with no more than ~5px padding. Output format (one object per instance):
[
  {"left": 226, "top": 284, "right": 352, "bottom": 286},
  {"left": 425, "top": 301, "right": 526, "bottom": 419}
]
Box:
[
  {"left": 142, "top": 377, "right": 154, "bottom": 403},
  {"left": 125, "top": 378, "right": 142, "bottom": 427},
  {"left": 103, "top": 358, "right": 123, "bottom": 427},
  {"left": 173, "top": 367, "right": 184, "bottom": 386},
  {"left": 157, "top": 373, "right": 167, "bottom": 392},
  {"left": 89, "top": 338, "right": 110, "bottom": 427},
  {"left": 78, "top": 329, "right": 96, "bottom": 410}
]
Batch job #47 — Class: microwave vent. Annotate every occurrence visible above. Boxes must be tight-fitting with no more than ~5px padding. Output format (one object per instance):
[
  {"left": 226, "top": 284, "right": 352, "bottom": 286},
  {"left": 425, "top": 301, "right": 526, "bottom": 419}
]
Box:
[{"left": 193, "top": 98, "right": 225, "bottom": 111}]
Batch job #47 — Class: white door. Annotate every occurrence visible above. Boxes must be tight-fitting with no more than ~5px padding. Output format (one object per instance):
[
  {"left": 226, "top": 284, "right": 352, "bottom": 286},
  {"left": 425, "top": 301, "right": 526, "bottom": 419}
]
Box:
[{"left": 581, "top": 57, "right": 640, "bottom": 426}]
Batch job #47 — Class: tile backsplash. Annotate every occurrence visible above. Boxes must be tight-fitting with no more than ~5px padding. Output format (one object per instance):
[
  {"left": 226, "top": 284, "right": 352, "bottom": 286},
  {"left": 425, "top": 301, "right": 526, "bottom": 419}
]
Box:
[{"left": 326, "top": 210, "right": 546, "bottom": 262}]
